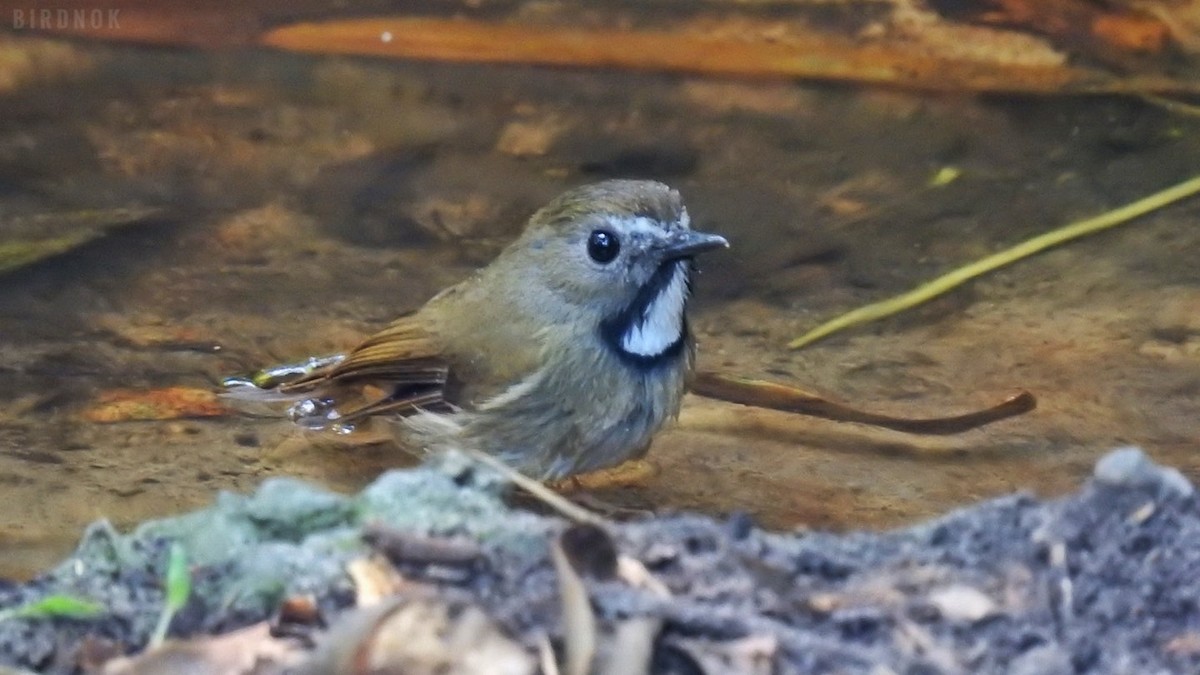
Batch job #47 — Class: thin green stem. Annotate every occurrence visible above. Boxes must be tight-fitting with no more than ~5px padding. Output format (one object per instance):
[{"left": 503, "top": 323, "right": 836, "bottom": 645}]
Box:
[{"left": 788, "top": 174, "right": 1200, "bottom": 350}]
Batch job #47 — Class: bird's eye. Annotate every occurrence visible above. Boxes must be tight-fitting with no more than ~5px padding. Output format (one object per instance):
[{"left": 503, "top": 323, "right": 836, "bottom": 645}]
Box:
[{"left": 587, "top": 230, "right": 620, "bottom": 264}]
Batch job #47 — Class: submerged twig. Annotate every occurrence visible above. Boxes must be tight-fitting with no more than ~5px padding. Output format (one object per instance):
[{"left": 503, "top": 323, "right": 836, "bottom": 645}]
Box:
[
  {"left": 361, "top": 524, "right": 482, "bottom": 567},
  {"left": 1140, "top": 93, "right": 1200, "bottom": 118},
  {"left": 691, "top": 371, "right": 1035, "bottom": 435},
  {"left": 259, "top": 16, "right": 1200, "bottom": 96},
  {"left": 788, "top": 173, "right": 1200, "bottom": 349}
]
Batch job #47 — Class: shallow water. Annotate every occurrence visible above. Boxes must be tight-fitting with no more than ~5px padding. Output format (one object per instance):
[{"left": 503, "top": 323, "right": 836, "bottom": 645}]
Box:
[{"left": 1, "top": 35, "right": 1199, "bottom": 578}]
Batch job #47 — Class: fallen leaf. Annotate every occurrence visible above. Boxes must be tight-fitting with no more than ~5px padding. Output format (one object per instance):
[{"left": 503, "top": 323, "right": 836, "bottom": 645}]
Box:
[
  {"left": 668, "top": 634, "right": 777, "bottom": 675},
  {"left": 598, "top": 617, "right": 660, "bottom": 675},
  {"left": 616, "top": 556, "right": 671, "bottom": 599},
  {"left": 298, "top": 596, "right": 535, "bottom": 675},
  {"left": 0, "top": 206, "right": 160, "bottom": 276},
  {"left": 1164, "top": 631, "right": 1200, "bottom": 655},
  {"left": 552, "top": 535, "right": 595, "bottom": 675},
  {"left": 346, "top": 556, "right": 408, "bottom": 606},
  {"left": 259, "top": 16, "right": 1200, "bottom": 95},
  {"left": 99, "top": 622, "right": 302, "bottom": 675},
  {"left": 82, "top": 387, "right": 231, "bottom": 422}
]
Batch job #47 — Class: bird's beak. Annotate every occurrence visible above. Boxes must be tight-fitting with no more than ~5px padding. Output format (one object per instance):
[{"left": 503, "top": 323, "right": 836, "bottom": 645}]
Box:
[{"left": 657, "top": 230, "right": 729, "bottom": 260}]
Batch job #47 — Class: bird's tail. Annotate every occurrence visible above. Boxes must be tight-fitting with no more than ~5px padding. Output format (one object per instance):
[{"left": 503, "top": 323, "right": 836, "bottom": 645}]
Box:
[
  {"left": 220, "top": 354, "right": 351, "bottom": 430},
  {"left": 221, "top": 353, "right": 449, "bottom": 434}
]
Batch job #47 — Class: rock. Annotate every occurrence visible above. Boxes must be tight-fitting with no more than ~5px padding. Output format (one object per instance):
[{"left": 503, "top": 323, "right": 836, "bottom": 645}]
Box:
[
  {"left": 1093, "top": 447, "right": 1194, "bottom": 498},
  {"left": 927, "top": 584, "right": 997, "bottom": 623},
  {"left": 1007, "top": 645, "right": 1072, "bottom": 675},
  {"left": 495, "top": 116, "right": 569, "bottom": 157}
]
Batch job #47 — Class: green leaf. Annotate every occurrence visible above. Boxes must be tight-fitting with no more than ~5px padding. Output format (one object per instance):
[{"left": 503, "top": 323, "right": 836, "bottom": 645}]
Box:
[
  {"left": 149, "top": 541, "right": 192, "bottom": 648},
  {"left": 165, "top": 542, "right": 191, "bottom": 611},
  {"left": 0, "top": 594, "right": 104, "bottom": 621}
]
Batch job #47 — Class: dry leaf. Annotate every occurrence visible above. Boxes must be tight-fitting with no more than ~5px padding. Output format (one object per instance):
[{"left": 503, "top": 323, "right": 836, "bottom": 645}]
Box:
[
  {"left": 597, "top": 617, "right": 660, "bottom": 675},
  {"left": 98, "top": 622, "right": 302, "bottom": 675},
  {"left": 551, "top": 536, "right": 596, "bottom": 675},
  {"left": 297, "top": 596, "right": 535, "bottom": 675},
  {"left": 616, "top": 556, "right": 671, "bottom": 599},
  {"left": 260, "top": 16, "right": 1200, "bottom": 95},
  {"left": 1164, "top": 631, "right": 1200, "bottom": 655},
  {"left": 83, "top": 387, "right": 231, "bottom": 422},
  {"left": 346, "top": 556, "right": 408, "bottom": 606},
  {"left": 668, "top": 634, "right": 777, "bottom": 675}
]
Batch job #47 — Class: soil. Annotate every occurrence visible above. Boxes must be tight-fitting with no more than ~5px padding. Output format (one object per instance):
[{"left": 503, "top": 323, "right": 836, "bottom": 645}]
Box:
[{"left": 0, "top": 447, "right": 1197, "bottom": 674}]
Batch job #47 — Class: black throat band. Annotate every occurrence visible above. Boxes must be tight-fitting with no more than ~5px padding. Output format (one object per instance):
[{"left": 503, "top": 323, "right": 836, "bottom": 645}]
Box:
[{"left": 599, "top": 260, "right": 690, "bottom": 371}]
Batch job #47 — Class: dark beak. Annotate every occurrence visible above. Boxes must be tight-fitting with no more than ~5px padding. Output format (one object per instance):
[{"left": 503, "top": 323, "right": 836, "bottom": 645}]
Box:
[{"left": 657, "top": 230, "right": 729, "bottom": 260}]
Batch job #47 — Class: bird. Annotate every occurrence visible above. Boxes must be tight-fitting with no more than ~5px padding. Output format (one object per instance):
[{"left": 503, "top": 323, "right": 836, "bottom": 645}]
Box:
[{"left": 224, "top": 179, "right": 729, "bottom": 480}]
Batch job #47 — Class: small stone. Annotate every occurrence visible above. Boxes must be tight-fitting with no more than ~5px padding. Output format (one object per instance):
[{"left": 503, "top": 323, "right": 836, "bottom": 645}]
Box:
[
  {"left": 1008, "top": 644, "right": 1072, "bottom": 675},
  {"left": 680, "top": 81, "right": 814, "bottom": 116},
  {"left": 1095, "top": 447, "right": 1151, "bottom": 484},
  {"left": 1093, "top": 447, "right": 1195, "bottom": 498},
  {"left": 1164, "top": 632, "right": 1200, "bottom": 655},
  {"left": 1127, "top": 501, "right": 1156, "bottom": 525},
  {"left": 245, "top": 477, "right": 354, "bottom": 533},
  {"left": 927, "top": 585, "right": 997, "bottom": 623},
  {"left": 495, "top": 116, "right": 569, "bottom": 157},
  {"left": 410, "top": 194, "right": 497, "bottom": 239},
  {"left": 213, "top": 203, "right": 313, "bottom": 253},
  {"left": 1137, "top": 337, "right": 1200, "bottom": 362}
]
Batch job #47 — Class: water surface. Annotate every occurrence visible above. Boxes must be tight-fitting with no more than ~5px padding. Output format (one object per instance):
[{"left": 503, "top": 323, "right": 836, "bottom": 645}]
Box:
[{"left": 1, "top": 36, "right": 1198, "bottom": 577}]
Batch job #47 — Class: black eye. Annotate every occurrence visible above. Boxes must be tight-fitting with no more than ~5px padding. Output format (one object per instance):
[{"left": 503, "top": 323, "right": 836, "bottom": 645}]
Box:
[{"left": 587, "top": 230, "right": 620, "bottom": 264}]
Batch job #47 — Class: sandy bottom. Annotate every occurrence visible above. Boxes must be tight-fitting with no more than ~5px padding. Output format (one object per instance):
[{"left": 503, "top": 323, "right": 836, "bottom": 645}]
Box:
[{"left": 0, "top": 38, "right": 1197, "bottom": 577}]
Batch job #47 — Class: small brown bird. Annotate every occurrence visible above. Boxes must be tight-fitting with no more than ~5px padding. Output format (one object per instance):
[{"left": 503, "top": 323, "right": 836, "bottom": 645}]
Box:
[{"left": 226, "top": 180, "right": 728, "bottom": 480}]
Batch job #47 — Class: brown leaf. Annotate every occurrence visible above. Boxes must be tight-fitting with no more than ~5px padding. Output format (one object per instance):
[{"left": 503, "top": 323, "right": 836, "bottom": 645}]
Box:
[
  {"left": 1164, "top": 632, "right": 1200, "bottom": 655},
  {"left": 345, "top": 557, "right": 408, "bottom": 607},
  {"left": 667, "top": 634, "right": 777, "bottom": 675},
  {"left": 258, "top": 16, "right": 1200, "bottom": 95},
  {"left": 597, "top": 617, "right": 660, "bottom": 675},
  {"left": 297, "top": 596, "right": 535, "bottom": 675},
  {"left": 552, "top": 535, "right": 596, "bottom": 675},
  {"left": 82, "top": 387, "right": 231, "bottom": 423},
  {"left": 98, "top": 622, "right": 302, "bottom": 675}
]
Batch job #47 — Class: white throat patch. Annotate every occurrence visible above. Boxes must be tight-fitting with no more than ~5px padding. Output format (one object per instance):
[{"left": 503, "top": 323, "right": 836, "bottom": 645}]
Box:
[{"left": 621, "top": 263, "right": 689, "bottom": 357}]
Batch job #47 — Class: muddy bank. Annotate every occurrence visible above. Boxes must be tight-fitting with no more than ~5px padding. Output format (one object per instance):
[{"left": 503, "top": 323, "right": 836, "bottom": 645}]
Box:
[{"left": 0, "top": 447, "right": 1196, "bottom": 674}]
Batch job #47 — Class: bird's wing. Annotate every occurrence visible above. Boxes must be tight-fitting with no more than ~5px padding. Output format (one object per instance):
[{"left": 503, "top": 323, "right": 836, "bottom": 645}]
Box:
[
  {"left": 223, "top": 312, "right": 452, "bottom": 431},
  {"left": 292, "top": 314, "right": 449, "bottom": 388}
]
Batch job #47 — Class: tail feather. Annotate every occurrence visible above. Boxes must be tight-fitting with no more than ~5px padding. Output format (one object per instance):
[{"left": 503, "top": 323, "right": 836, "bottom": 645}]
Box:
[
  {"left": 221, "top": 352, "right": 451, "bottom": 434},
  {"left": 220, "top": 353, "right": 348, "bottom": 422}
]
